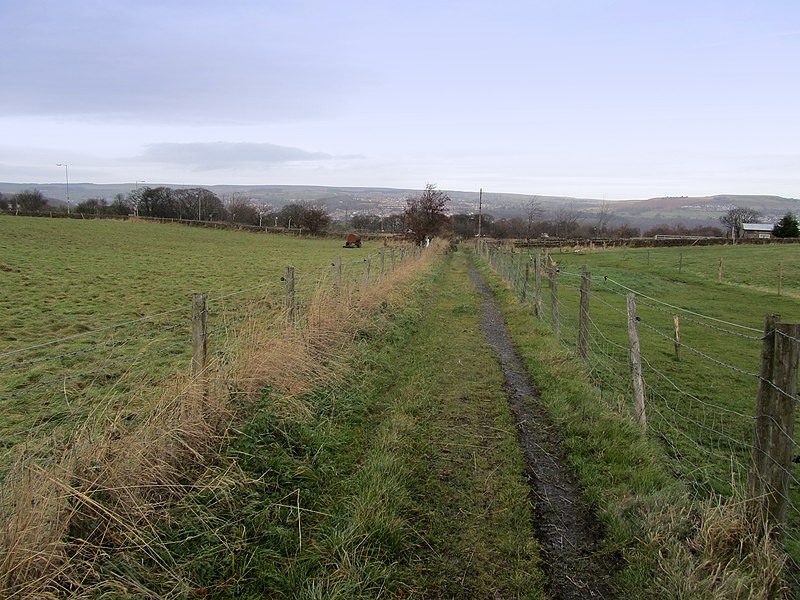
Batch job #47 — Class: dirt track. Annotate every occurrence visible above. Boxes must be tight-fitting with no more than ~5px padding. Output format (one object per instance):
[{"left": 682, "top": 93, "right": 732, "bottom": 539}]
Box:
[{"left": 469, "top": 263, "right": 617, "bottom": 599}]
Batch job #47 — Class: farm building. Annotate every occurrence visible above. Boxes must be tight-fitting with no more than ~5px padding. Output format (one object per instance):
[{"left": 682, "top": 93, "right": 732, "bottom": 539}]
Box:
[{"left": 739, "top": 223, "right": 774, "bottom": 240}]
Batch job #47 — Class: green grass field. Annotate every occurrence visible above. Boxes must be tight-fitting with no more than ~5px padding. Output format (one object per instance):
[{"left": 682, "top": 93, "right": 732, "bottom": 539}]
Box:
[
  {"left": 2, "top": 221, "right": 795, "bottom": 596},
  {"left": 0, "top": 216, "right": 385, "bottom": 455},
  {"left": 486, "top": 241, "right": 800, "bottom": 561}
]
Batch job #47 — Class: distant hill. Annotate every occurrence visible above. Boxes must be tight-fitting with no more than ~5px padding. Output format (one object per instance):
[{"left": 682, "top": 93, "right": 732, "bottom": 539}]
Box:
[{"left": 1, "top": 182, "right": 797, "bottom": 229}]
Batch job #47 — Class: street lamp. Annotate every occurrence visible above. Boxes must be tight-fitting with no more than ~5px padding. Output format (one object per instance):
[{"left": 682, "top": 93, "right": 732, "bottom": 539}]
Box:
[{"left": 56, "top": 163, "right": 69, "bottom": 214}]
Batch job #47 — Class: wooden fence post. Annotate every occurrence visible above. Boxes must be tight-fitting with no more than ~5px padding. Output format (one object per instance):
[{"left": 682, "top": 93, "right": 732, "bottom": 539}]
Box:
[
  {"left": 673, "top": 315, "right": 681, "bottom": 361},
  {"left": 380, "top": 249, "right": 386, "bottom": 280},
  {"left": 578, "top": 267, "right": 591, "bottom": 360},
  {"left": 521, "top": 259, "right": 530, "bottom": 303},
  {"left": 749, "top": 315, "right": 800, "bottom": 539},
  {"left": 391, "top": 248, "right": 396, "bottom": 270},
  {"left": 718, "top": 257, "right": 724, "bottom": 283},
  {"left": 364, "top": 256, "right": 371, "bottom": 286},
  {"left": 778, "top": 262, "right": 783, "bottom": 296},
  {"left": 549, "top": 266, "right": 559, "bottom": 335},
  {"left": 192, "top": 293, "right": 207, "bottom": 375},
  {"left": 627, "top": 294, "right": 647, "bottom": 431},
  {"left": 534, "top": 254, "right": 543, "bottom": 319},
  {"left": 285, "top": 266, "right": 296, "bottom": 326}
]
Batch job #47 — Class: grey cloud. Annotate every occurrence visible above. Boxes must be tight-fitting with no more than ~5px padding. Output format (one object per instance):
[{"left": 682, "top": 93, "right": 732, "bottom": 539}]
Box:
[
  {"left": 0, "top": 2, "right": 368, "bottom": 123},
  {"left": 137, "top": 142, "right": 337, "bottom": 170}
]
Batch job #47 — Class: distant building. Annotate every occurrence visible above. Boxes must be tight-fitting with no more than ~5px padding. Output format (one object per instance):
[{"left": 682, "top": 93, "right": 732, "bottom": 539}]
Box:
[{"left": 739, "top": 223, "right": 774, "bottom": 240}]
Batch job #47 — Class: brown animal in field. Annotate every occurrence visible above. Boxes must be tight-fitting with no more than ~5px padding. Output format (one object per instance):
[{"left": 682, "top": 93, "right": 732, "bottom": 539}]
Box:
[{"left": 344, "top": 233, "right": 362, "bottom": 248}]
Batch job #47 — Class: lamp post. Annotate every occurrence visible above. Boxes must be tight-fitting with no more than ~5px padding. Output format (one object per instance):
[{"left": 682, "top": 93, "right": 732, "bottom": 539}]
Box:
[{"left": 56, "top": 163, "right": 69, "bottom": 214}]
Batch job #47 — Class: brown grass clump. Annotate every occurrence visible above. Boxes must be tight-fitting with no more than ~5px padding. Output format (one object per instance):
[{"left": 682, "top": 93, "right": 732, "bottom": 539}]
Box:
[
  {"left": 0, "top": 241, "right": 440, "bottom": 598},
  {"left": 637, "top": 488, "right": 790, "bottom": 599}
]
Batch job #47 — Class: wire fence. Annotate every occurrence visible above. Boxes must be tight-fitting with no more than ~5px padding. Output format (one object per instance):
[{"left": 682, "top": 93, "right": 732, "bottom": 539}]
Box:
[
  {"left": 0, "top": 245, "right": 420, "bottom": 468},
  {"left": 481, "top": 242, "right": 800, "bottom": 555}
]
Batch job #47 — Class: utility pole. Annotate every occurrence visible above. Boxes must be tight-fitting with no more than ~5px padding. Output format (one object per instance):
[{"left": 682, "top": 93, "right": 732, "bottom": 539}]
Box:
[{"left": 477, "top": 188, "right": 483, "bottom": 237}]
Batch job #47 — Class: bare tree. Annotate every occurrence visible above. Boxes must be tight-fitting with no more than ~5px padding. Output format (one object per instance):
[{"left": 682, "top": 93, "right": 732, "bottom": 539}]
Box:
[
  {"left": 720, "top": 207, "right": 761, "bottom": 240},
  {"left": 525, "top": 196, "right": 544, "bottom": 241},
  {"left": 13, "top": 189, "right": 47, "bottom": 212},
  {"left": 554, "top": 206, "right": 582, "bottom": 238},
  {"left": 404, "top": 184, "right": 451, "bottom": 244},
  {"left": 299, "top": 203, "right": 331, "bottom": 235},
  {"left": 595, "top": 201, "right": 613, "bottom": 234}
]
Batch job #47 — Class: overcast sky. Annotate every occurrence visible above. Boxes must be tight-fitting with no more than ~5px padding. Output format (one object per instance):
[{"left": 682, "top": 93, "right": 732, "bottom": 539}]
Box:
[{"left": 1, "top": 0, "right": 798, "bottom": 199}]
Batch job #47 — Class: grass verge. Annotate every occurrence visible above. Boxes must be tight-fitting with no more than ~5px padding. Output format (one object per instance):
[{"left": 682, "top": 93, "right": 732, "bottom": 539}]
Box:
[
  {"left": 473, "top": 248, "right": 791, "bottom": 598},
  {"left": 145, "top": 248, "right": 545, "bottom": 598}
]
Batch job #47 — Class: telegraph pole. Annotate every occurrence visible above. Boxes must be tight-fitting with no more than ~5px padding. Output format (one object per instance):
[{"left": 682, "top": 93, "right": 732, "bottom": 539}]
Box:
[{"left": 477, "top": 187, "right": 483, "bottom": 237}]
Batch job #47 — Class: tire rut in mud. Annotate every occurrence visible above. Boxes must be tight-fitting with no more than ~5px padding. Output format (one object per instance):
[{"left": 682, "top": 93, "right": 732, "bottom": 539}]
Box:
[{"left": 469, "top": 265, "right": 616, "bottom": 600}]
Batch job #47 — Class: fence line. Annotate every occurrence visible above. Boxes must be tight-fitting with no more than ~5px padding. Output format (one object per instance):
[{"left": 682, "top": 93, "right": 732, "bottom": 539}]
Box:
[
  {"left": 480, "top": 242, "right": 800, "bottom": 549},
  {"left": 0, "top": 244, "right": 422, "bottom": 462}
]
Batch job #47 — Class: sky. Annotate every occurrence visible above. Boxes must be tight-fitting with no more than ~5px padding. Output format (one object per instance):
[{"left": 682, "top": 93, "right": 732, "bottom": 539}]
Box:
[{"left": 1, "top": 0, "right": 799, "bottom": 200}]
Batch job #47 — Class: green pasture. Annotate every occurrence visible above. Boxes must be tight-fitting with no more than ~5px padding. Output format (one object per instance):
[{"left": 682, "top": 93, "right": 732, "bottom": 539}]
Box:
[
  {"left": 488, "top": 242, "right": 800, "bottom": 558},
  {"left": 0, "top": 217, "right": 377, "bottom": 455}
]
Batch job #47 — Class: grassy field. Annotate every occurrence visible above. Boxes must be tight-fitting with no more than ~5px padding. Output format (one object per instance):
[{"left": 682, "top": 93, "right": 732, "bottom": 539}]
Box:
[
  {"left": 486, "top": 241, "right": 800, "bottom": 565},
  {"left": 0, "top": 216, "right": 392, "bottom": 456},
  {"left": 2, "top": 237, "right": 549, "bottom": 598},
  {"left": 3, "top": 223, "right": 795, "bottom": 597}
]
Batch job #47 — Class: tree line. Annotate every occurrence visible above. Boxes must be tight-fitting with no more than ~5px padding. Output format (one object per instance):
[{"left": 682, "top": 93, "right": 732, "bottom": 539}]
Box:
[
  {"left": 0, "top": 187, "right": 335, "bottom": 234},
  {"left": 2, "top": 186, "right": 798, "bottom": 240}
]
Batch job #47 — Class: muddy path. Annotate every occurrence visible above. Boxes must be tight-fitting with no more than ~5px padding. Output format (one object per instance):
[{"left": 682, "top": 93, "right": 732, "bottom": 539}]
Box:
[{"left": 469, "top": 264, "right": 616, "bottom": 600}]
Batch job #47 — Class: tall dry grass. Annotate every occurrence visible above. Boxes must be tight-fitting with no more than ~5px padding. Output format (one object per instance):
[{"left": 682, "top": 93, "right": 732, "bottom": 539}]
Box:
[
  {"left": 637, "top": 487, "right": 790, "bottom": 599},
  {"left": 0, "top": 242, "right": 440, "bottom": 598}
]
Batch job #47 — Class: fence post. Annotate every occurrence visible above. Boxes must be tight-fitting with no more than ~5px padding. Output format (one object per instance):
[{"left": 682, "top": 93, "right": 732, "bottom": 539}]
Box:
[
  {"left": 578, "top": 267, "right": 591, "bottom": 360},
  {"left": 285, "top": 266, "right": 296, "bottom": 326},
  {"left": 627, "top": 294, "right": 647, "bottom": 431},
  {"left": 380, "top": 249, "right": 386, "bottom": 280},
  {"left": 334, "top": 257, "right": 342, "bottom": 295},
  {"left": 778, "top": 262, "right": 783, "bottom": 296},
  {"left": 192, "top": 293, "right": 207, "bottom": 375},
  {"left": 749, "top": 314, "right": 800, "bottom": 539},
  {"left": 364, "top": 256, "right": 371, "bottom": 286},
  {"left": 534, "top": 254, "right": 543, "bottom": 319},
  {"left": 549, "top": 266, "right": 559, "bottom": 335},
  {"left": 718, "top": 257, "right": 724, "bottom": 283},
  {"left": 521, "top": 259, "right": 530, "bottom": 303},
  {"left": 391, "top": 248, "right": 396, "bottom": 270}
]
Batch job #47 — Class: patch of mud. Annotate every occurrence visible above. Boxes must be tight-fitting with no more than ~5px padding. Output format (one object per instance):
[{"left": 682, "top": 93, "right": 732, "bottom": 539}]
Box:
[{"left": 469, "top": 265, "right": 616, "bottom": 599}]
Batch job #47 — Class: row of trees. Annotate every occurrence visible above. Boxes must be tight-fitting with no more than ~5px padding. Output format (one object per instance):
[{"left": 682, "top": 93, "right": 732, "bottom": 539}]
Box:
[
  {"left": 128, "top": 187, "right": 331, "bottom": 233},
  {"left": 0, "top": 187, "right": 333, "bottom": 234},
  {"left": 3, "top": 186, "right": 797, "bottom": 241}
]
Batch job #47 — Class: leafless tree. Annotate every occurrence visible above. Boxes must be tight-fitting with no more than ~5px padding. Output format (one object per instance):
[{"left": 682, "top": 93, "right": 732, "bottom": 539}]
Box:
[
  {"left": 404, "top": 184, "right": 451, "bottom": 244},
  {"left": 595, "top": 201, "right": 613, "bottom": 234},
  {"left": 720, "top": 207, "right": 762, "bottom": 240},
  {"left": 554, "top": 206, "right": 582, "bottom": 238},
  {"left": 525, "top": 196, "right": 544, "bottom": 240}
]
